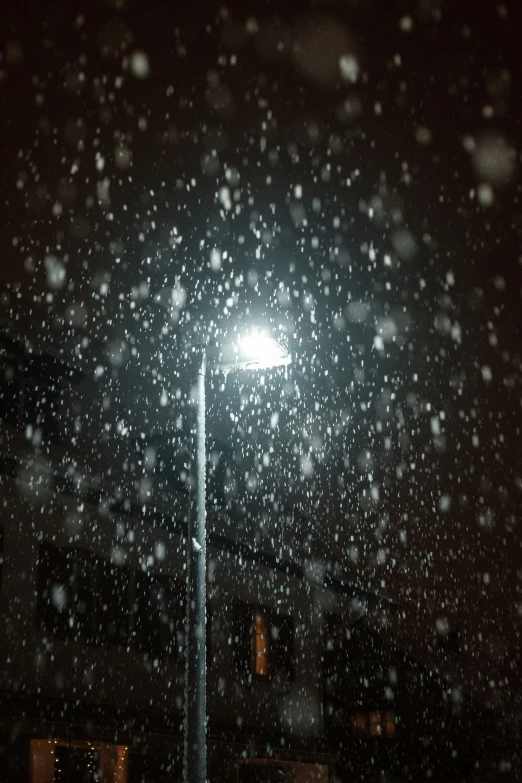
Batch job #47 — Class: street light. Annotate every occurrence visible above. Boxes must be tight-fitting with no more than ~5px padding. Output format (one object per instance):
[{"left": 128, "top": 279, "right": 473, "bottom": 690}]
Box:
[
  {"left": 184, "top": 330, "right": 291, "bottom": 783},
  {"left": 219, "top": 328, "right": 292, "bottom": 373}
]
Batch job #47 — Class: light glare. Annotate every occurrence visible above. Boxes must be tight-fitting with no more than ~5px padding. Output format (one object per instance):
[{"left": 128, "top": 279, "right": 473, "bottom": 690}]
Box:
[
  {"left": 238, "top": 330, "right": 291, "bottom": 370},
  {"left": 217, "top": 329, "right": 291, "bottom": 373}
]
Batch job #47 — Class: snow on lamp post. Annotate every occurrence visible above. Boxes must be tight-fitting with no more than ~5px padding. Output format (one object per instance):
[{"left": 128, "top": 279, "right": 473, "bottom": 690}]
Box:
[{"left": 184, "top": 330, "right": 291, "bottom": 783}]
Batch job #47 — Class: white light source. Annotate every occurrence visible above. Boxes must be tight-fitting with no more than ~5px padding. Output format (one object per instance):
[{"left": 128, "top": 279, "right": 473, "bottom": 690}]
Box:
[
  {"left": 237, "top": 329, "right": 291, "bottom": 370},
  {"left": 218, "top": 329, "right": 291, "bottom": 373}
]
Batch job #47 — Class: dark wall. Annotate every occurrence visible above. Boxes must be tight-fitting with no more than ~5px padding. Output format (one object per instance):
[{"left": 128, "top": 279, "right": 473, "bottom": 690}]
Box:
[
  {"left": 323, "top": 618, "right": 495, "bottom": 781},
  {"left": 128, "top": 750, "right": 181, "bottom": 783},
  {"left": 0, "top": 736, "right": 30, "bottom": 783}
]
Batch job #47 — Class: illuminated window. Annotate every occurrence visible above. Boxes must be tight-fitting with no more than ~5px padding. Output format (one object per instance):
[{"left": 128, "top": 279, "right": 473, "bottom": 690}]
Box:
[
  {"left": 350, "top": 709, "right": 396, "bottom": 738},
  {"left": 369, "top": 711, "right": 382, "bottom": 736},
  {"left": 30, "top": 739, "right": 128, "bottom": 783},
  {"left": 350, "top": 712, "right": 367, "bottom": 737},
  {"left": 235, "top": 603, "right": 295, "bottom": 682},
  {"left": 255, "top": 613, "right": 269, "bottom": 676},
  {"left": 251, "top": 609, "right": 294, "bottom": 680},
  {"left": 385, "top": 709, "right": 396, "bottom": 736}
]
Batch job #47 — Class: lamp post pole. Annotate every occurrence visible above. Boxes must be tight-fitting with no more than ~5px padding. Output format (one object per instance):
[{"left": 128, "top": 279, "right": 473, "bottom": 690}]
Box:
[
  {"left": 185, "top": 350, "right": 207, "bottom": 783},
  {"left": 183, "top": 332, "right": 290, "bottom": 783}
]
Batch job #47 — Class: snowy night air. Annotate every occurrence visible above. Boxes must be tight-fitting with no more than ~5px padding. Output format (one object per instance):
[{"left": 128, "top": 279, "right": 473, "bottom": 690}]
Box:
[{"left": 0, "top": 1, "right": 521, "bottom": 782}]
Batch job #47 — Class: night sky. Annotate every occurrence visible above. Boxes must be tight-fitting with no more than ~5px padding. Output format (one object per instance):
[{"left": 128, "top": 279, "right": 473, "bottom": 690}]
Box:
[{"left": 1, "top": 0, "right": 521, "bottom": 711}]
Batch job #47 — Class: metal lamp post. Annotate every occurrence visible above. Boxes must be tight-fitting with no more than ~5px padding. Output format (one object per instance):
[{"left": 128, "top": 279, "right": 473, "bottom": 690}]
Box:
[{"left": 184, "top": 330, "right": 291, "bottom": 783}]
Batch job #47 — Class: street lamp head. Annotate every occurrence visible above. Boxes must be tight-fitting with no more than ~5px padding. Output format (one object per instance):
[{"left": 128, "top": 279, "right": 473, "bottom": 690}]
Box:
[
  {"left": 238, "top": 330, "right": 291, "bottom": 370},
  {"left": 218, "top": 329, "right": 291, "bottom": 373}
]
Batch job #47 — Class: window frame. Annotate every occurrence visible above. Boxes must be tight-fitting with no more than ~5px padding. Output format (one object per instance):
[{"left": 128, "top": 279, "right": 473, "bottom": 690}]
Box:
[
  {"left": 131, "top": 570, "right": 185, "bottom": 661},
  {"left": 37, "top": 541, "right": 130, "bottom": 646},
  {"left": 350, "top": 708, "right": 397, "bottom": 739}
]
